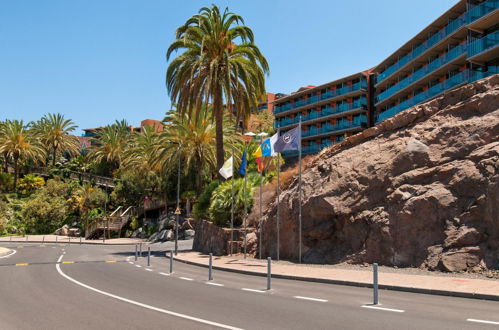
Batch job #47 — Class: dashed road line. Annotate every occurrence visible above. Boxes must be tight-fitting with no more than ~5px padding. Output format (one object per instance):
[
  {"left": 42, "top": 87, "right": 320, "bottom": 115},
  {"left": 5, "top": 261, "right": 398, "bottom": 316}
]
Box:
[
  {"left": 206, "top": 282, "right": 224, "bottom": 287},
  {"left": 128, "top": 262, "right": 134, "bottom": 264},
  {"left": 145, "top": 268, "right": 153, "bottom": 272},
  {"left": 159, "top": 272, "right": 170, "bottom": 276},
  {"left": 62, "top": 261, "right": 74, "bottom": 264},
  {"left": 55, "top": 257, "right": 243, "bottom": 330},
  {"left": 294, "top": 296, "right": 328, "bottom": 302},
  {"left": 361, "top": 305, "right": 404, "bottom": 313},
  {"left": 15, "top": 263, "right": 29, "bottom": 266},
  {"left": 241, "top": 288, "right": 265, "bottom": 293},
  {"left": 179, "top": 277, "right": 194, "bottom": 281},
  {"left": 105, "top": 260, "right": 117, "bottom": 263},
  {"left": 467, "top": 318, "right": 499, "bottom": 325},
  {"left": 135, "top": 265, "right": 142, "bottom": 268}
]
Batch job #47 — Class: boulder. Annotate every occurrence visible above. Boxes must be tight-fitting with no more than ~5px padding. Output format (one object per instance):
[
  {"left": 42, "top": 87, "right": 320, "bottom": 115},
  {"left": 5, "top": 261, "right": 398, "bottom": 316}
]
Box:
[
  {"left": 55, "top": 225, "right": 69, "bottom": 236},
  {"left": 184, "top": 229, "right": 195, "bottom": 239}
]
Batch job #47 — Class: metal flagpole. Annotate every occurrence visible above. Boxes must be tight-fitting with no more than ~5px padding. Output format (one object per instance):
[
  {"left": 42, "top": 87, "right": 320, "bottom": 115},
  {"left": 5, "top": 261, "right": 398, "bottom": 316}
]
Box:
[
  {"left": 298, "top": 117, "right": 303, "bottom": 264},
  {"left": 259, "top": 160, "right": 263, "bottom": 259},
  {"left": 276, "top": 128, "right": 280, "bottom": 261},
  {"left": 243, "top": 142, "right": 248, "bottom": 260},
  {"left": 175, "top": 148, "right": 181, "bottom": 256},
  {"left": 230, "top": 148, "right": 234, "bottom": 256}
]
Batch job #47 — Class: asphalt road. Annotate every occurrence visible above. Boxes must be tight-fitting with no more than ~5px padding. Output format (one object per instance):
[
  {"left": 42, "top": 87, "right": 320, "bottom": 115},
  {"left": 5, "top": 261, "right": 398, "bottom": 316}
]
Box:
[{"left": 1, "top": 241, "right": 499, "bottom": 329}]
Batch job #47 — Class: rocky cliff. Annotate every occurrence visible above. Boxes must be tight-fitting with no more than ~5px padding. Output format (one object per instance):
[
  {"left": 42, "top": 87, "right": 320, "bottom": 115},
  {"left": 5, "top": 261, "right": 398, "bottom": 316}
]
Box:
[{"left": 259, "top": 74, "right": 499, "bottom": 272}]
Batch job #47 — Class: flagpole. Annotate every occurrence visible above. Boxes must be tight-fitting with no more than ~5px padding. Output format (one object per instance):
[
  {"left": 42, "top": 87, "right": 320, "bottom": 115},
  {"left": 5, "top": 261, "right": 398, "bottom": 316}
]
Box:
[
  {"left": 276, "top": 128, "right": 280, "bottom": 261},
  {"left": 259, "top": 158, "right": 263, "bottom": 259},
  {"left": 230, "top": 148, "right": 234, "bottom": 256},
  {"left": 243, "top": 142, "right": 248, "bottom": 260},
  {"left": 298, "top": 117, "right": 302, "bottom": 264}
]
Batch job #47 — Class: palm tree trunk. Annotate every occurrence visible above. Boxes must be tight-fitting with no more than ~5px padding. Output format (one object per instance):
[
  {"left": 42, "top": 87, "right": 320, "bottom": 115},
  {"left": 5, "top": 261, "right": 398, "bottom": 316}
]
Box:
[
  {"left": 52, "top": 144, "right": 57, "bottom": 167},
  {"left": 213, "top": 89, "right": 225, "bottom": 178},
  {"left": 13, "top": 157, "right": 18, "bottom": 192}
]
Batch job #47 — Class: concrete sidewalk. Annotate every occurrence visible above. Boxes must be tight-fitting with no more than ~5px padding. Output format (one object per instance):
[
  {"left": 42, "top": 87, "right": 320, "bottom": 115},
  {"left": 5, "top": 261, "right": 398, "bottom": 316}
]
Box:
[
  {"left": 174, "top": 251, "right": 499, "bottom": 301},
  {"left": 0, "top": 235, "right": 144, "bottom": 245}
]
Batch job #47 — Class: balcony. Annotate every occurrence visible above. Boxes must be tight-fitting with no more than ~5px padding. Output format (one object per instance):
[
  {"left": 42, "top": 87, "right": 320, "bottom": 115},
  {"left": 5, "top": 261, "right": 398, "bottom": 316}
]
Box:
[
  {"left": 468, "top": 30, "right": 499, "bottom": 62},
  {"left": 273, "top": 80, "right": 367, "bottom": 115},
  {"left": 377, "top": 12, "right": 466, "bottom": 84},
  {"left": 274, "top": 98, "right": 367, "bottom": 129},
  {"left": 467, "top": 0, "right": 499, "bottom": 24},
  {"left": 376, "top": 43, "right": 467, "bottom": 104},
  {"left": 376, "top": 69, "right": 472, "bottom": 123},
  {"left": 302, "top": 116, "right": 367, "bottom": 139}
]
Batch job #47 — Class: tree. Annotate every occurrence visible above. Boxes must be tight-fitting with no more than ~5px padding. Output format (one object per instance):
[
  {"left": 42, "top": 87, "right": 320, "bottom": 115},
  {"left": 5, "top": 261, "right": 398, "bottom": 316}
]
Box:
[
  {"left": 88, "top": 121, "right": 130, "bottom": 173},
  {"left": 166, "top": 5, "right": 269, "bottom": 175},
  {"left": 32, "top": 113, "right": 79, "bottom": 166},
  {"left": 0, "top": 120, "right": 45, "bottom": 191},
  {"left": 157, "top": 107, "right": 240, "bottom": 192}
]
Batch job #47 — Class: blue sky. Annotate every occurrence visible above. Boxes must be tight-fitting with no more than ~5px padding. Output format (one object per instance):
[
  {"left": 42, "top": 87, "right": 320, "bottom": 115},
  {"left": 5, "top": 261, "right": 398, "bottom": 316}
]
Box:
[{"left": 0, "top": 0, "right": 456, "bottom": 134}]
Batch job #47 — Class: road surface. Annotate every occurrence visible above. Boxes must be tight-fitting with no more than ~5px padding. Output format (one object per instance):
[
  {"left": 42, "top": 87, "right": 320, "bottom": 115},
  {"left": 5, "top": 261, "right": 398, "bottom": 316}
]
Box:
[{"left": 0, "top": 241, "right": 498, "bottom": 329}]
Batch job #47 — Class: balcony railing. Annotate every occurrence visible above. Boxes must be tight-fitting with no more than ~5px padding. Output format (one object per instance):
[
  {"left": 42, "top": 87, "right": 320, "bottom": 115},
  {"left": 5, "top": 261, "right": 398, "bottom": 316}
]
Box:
[
  {"left": 468, "top": 30, "right": 499, "bottom": 58},
  {"left": 467, "top": 0, "right": 499, "bottom": 23},
  {"left": 275, "top": 98, "right": 367, "bottom": 129},
  {"left": 377, "top": 12, "right": 466, "bottom": 84},
  {"left": 302, "top": 116, "right": 367, "bottom": 138},
  {"left": 274, "top": 80, "right": 367, "bottom": 114},
  {"left": 376, "top": 43, "right": 467, "bottom": 103},
  {"left": 376, "top": 69, "right": 471, "bottom": 123}
]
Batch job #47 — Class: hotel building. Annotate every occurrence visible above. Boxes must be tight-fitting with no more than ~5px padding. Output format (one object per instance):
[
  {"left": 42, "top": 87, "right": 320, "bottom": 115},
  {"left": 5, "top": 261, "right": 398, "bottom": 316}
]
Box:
[{"left": 274, "top": 0, "right": 498, "bottom": 157}]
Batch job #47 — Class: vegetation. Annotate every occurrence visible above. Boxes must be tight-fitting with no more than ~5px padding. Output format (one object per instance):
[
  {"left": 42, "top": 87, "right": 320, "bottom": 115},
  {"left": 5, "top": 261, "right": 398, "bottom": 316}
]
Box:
[{"left": 166, "top": 4, "right": 269, "bottom": 172}]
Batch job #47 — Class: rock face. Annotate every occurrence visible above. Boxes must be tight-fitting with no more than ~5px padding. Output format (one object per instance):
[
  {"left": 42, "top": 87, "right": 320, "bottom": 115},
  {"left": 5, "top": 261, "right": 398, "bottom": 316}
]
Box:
[
  {"left": 193, "top": 220, "right": 230, "bottom": 256},
  {"left": 260, "top": 75, "right": 499, "bottom": 272}
]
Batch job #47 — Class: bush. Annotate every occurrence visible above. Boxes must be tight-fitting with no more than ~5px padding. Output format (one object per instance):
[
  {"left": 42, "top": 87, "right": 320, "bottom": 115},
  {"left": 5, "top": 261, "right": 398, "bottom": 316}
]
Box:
[
  {"left": 21, "top": 193, "right": 70, "bottom": 234},
  {"left": 18, "top": 174, "right": 45, "bottom": 196},
  {"left": 0, "top": 201, "right": 8, "bottom": 235},
  {"left": 208, "top": 173, "right": 262, "bottom": 227},
  {"left": 193, "top": 180, "right": 220, "bottom": 220},
  {"left": 0, "top": 172, "right": 14, "bottom": 192}
]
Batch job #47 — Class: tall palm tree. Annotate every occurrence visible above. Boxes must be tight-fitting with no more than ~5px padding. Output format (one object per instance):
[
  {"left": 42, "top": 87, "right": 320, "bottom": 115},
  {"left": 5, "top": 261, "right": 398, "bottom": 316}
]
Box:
[
  {"left": 166, "top": 5, "right": 269, "bottom": 173},
  {"left": 32, "top": 113, "right": 79, "bottom": 166},
  {"left": 157, "top": 108, "right": 240, "bottom": 192},
  {"left": 0, "top": 120, "right": 45, "bottom": 191}
]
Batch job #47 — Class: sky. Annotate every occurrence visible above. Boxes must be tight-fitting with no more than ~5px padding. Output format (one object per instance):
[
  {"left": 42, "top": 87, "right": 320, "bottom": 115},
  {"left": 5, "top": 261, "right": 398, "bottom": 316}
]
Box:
[{"left": 0, "top": 0, "right": 457, "bottom": 135}]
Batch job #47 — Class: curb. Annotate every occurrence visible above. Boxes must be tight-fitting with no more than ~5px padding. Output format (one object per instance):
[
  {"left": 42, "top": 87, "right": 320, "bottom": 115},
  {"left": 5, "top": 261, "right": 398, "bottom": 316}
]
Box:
[
  {"left": 0, "top": 240, "right": 146, "bottom": 246},
  {"left": 171, "top": 254, "right": 499, "bottom": 302}
]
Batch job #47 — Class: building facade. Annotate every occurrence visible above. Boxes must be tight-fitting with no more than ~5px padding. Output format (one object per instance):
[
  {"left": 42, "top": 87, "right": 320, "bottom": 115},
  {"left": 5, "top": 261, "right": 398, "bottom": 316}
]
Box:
[{"left": 274, "top": 0, "right": 498, "bottom": 157}]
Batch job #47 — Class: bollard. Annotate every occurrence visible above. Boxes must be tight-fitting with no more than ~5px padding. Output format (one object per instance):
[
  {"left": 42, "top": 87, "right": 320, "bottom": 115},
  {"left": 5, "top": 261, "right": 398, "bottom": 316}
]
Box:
[
  {"left": 26, "top": 235, "right": 28, "bottom": 242},
  {"left": 169, "top": 250, "right": 173, "bottom": 274},
  {"left": 56, "top": 235, "right": 58, "bottom": 243},
  {"left": 80, "top": 236, "right": 82, "bottom": 245},
  {"left": 208, "top": 253, "right": 213, "bottom": 281},
  {"left": 68, "top": 236, "right": 71, "bottom": 245},
  {"left": 42, "top": 236, "right": 45, "bottom": 244},
  {"left": 10, "top": 236, "right": 12, "bottom": 241},
  {"left": 373, "top": 263, "right": 379, "bottom": 305},
  {"left": 267, "top": 257, "right": 272, "bottom": 290},
  {"left": 135, "top": 245, "right": 138, "bottom": 261},
  {"left": 139, "top": 243, "right": 142, "bottom": 257},
  {"left": 147, "top": 247, "right": 151, "bottom": 267}
]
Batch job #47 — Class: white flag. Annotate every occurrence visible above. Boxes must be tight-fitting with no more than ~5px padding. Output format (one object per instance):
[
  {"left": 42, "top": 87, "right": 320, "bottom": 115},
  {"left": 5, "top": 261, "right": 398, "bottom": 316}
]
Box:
[{"left": 218, "top": 156, "right": 233, "bottom": 179}]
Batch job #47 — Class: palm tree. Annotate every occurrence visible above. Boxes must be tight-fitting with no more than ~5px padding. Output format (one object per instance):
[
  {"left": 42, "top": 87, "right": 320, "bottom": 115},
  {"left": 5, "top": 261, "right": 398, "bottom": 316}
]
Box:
[
  {"left": 166, "top": 5, "right": 269, "bottom": 173},
  {"left": 0, "top": 120, "right": 45, "bottom": 191},
  {"left": 88, "top": 121, "right": 130, "bottom": 173},
  {"left": 157, "top": 107, "right": 240, "bottom": 192},
  {"left": 32, "top": 113, "right": 79, "bottom": 166}
]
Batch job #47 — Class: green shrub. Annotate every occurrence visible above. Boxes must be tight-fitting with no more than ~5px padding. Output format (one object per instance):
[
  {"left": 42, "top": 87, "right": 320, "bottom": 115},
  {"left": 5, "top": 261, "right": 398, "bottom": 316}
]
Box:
[
  {"left": 0, "top": 172, "right": 14, "bottom": 192},
  {"left": 18, "top": 174, "right": 45, "bottom": 196},
  {"left": 21, "top": 193, "right": 70, "bottom": 234},
  {"left": 208, "top": 173, "right": 262, "bottom": 227},
  {"left": 192, "top": 180, "right": 220, "bottom": 220}
]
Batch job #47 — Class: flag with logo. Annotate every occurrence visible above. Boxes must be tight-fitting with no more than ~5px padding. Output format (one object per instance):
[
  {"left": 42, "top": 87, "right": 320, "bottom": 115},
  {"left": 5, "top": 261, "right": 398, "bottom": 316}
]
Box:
[
  {"left": 274, "top": 126, "right": 301, "bottom": 152},
  {"left": 261, "top": 133, "right": 278, "bottom": 157},
  {"left": 218, "top": 156, "right": 233, "bottom": 179}
]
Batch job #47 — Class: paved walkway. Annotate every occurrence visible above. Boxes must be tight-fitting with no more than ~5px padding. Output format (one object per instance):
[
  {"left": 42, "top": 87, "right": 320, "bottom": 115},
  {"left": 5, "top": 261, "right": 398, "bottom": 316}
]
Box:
[
  {"left": 174, "top": 251, "right": 499, "bottom": 300},
  {"left": 0, "top": 235, "right": 144, "bottom": 245}
]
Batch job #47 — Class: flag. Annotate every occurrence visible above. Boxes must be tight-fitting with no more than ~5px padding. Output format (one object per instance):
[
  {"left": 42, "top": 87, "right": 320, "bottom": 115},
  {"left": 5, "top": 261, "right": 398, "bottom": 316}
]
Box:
[
  {"left": 255, "top": 157, "right": 264, "bottom": 172},
  {"left": 218, "top": 156, "right": 233, "bottom": 179},
  {"left": 239, "top": 148, "right": 247, "bottom": 175},
  {"left": 252, "top": 146, "right": 264, "bottom": 172},
  {"left": 252, "top": 145, "right": 262, "bottom": 158},
  {"left": 261, "top": 133, "right": 278, "bottom": 157},
  {"left": 274, "top": 126, "right": 301, "bottom": 152}
]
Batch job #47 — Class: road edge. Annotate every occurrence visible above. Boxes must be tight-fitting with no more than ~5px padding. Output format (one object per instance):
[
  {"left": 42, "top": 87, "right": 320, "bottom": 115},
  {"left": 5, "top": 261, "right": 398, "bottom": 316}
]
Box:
[{"left": 171, "top": 254, "right": 499, "bottom": 302}]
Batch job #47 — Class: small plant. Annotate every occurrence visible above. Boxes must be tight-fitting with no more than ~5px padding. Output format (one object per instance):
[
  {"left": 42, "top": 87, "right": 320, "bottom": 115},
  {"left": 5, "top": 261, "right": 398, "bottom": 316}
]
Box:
[{"left": 18, "top": 174, "right": 45, "bottom": 196}]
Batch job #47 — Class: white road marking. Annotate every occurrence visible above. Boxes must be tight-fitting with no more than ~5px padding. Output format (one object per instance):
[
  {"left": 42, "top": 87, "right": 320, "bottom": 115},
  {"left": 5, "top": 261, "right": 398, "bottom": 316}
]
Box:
[
  {"left": 179, "top": 277, "right": 194, "bottom": 281},
  {"left": 128, "top": 262, "right": 134, "bottom": 264},
  {"left": 159, "top": 272, "right": 170, "bottom": 276},
  {"left": 0, "top": 249, "right": 16, "bottom": 259},
  {"left": 206, "top": 282, "right": 224, "bottom": 287},
  {"left": 467, "top": 318, "right": 499, "bottom": 325},
  {"left": 241, "top": 288, "right": 265, "bottom": 293},
  {"left": 145, "top": 268, "right": 153, "bottom": 272},
  {"left": 361, "top": 305, "right": 404, "bottom": 313},
  {"left": 55, "top": 256, "right": 243, "bottom": 330},
  {"left": 135, "top": 265, "right": 142, "bottom": 268},
  {"left": 294, "top": 296, "right": 328, "bottom": 302}
]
